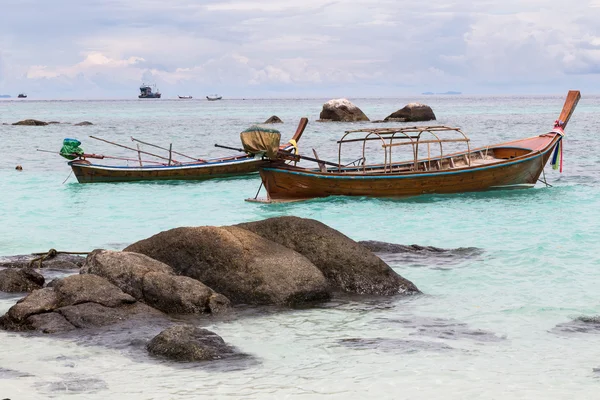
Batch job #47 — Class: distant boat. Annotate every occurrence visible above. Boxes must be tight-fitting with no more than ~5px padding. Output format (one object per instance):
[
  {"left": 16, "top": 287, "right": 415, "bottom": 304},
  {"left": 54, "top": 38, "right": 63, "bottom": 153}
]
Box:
[
  {"left": 17, "top": 93, "right": 27, "bottom": 98},
  {"left": 178, "top": 95, "right": 193, "bottom": 99},
  {"left": 206, "top": 94, "right": 222, "bottom": 101},
  {"left": 139, "top": 84, "right": 161, "bottom": 99}
]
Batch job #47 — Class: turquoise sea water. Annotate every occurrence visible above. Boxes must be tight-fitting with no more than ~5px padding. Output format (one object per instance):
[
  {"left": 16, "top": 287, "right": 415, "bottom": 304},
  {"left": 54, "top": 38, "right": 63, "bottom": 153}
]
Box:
[{"left": 0, "top": 96, "right": 599, "bottom": 399}]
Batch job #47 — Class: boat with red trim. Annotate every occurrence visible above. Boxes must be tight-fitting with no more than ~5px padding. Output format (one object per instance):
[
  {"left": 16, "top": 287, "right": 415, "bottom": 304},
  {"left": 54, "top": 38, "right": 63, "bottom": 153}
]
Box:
[{"left": 250, "top": 91, "right": 580, "bottom": 202}]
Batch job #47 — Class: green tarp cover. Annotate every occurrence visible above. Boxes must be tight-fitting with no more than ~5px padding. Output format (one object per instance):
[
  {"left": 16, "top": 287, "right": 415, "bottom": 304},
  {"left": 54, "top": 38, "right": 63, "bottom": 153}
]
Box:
[
  {"left": 60, "top": 138, "right": 84, "bottom": 160},
  {"left": 240, "top": 126, "right": 281, "bottom": 159}
]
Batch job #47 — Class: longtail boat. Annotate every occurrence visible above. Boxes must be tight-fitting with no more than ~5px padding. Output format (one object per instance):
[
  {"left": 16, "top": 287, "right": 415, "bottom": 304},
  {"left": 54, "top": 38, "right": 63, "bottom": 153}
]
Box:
[
  {"left": 55, "top": 118, "right": 307, "bottom": 183},
  {"left": 250, "top": 91, "right": 580, "bottom": 203}
]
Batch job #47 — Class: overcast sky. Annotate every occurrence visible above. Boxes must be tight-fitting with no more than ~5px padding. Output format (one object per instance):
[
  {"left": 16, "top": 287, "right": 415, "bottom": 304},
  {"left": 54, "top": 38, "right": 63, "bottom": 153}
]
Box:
[{"left": 1, "top": 0, "right": 599, "bottom": 98}]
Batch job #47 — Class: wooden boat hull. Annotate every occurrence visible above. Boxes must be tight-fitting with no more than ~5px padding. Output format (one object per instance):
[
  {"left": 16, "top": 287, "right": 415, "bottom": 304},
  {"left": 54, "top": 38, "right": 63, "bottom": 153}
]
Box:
[
  {"left": 69, "top": 157, "right": 266, "bottom": 183},
  {"left": 258, "top": 134, "right": 561, "bottom": 201}
]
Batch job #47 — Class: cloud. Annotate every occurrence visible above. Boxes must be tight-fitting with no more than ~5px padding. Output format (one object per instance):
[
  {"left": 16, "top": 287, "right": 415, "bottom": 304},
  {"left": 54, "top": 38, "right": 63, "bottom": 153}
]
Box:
[{"left": 2, "top": 0, "right": 600, "bottom": 97}]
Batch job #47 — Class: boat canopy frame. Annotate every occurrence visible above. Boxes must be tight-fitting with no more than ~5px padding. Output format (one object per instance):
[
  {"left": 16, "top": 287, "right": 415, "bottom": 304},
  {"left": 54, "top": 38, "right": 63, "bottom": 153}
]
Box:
[{"left": 336, "top": 125, "right": 471, "bottom": 173}]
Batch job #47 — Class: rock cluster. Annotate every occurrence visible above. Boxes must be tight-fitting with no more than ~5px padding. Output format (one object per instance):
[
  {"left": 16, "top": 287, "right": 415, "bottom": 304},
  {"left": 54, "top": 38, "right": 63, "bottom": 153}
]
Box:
[
  {"left": 0, "top": 217, "right": 420, "bottom": 362},
  {"left": 10, "top": 119, "right": 93, "bottom": 126}
]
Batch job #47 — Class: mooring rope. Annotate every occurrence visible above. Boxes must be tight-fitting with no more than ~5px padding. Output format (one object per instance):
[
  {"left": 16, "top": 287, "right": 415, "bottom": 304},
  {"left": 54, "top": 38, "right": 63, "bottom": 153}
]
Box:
[{"left": 28, "top": 249, "right": 90, "bottom": 268}]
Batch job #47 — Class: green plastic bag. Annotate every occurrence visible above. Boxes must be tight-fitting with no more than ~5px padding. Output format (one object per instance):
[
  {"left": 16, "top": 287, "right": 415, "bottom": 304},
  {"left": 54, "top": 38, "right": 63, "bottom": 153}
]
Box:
[{"left": 60, "top": 138, "right": 84, "bottom": 160}]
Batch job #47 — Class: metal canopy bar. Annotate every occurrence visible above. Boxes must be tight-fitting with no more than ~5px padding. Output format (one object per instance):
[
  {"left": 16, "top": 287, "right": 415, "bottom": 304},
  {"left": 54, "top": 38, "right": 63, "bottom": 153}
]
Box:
[{"left": 383, "top": 138, "right": 470, "bottom": 147}]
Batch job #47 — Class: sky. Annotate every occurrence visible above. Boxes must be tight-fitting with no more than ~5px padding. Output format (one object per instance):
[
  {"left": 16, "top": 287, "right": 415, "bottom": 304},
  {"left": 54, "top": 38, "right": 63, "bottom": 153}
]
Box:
[{"left": 1, "top": 0, "right": 600, "bottom": 98}]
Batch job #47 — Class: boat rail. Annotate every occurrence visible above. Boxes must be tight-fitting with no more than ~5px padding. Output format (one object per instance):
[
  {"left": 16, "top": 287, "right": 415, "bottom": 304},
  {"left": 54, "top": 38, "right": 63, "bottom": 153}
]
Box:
[{"left": 337, "top": 125, "right": 471, "bottom": 173}]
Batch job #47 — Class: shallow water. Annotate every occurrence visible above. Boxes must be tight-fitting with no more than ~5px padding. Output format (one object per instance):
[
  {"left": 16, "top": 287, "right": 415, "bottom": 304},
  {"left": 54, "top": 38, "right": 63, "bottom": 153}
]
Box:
[{"left": 1, "top": 96, "right": 599, "bottom": 399}]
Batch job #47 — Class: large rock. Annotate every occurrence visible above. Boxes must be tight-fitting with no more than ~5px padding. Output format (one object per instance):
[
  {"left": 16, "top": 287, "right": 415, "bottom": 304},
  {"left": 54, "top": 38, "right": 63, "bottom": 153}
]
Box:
[
  {"left": 82, "top": 250, "right": 230, "bottom": 314},
  {"left": 53, "top": 274, "right": 136, "bottom": 308},
  {"left": 125, "top": 226, "right": 330, "bottom": 306},
  {"left": 147, "top": 325, "right": 238, "bottom": 361},
  {"left": 318, "top": 99, "right": 370, "bottom": 122},
  {"left": 142, "top": 272, "right": 230, "bottom": 314},
  {"left": 0, "top": 268, "right": 44, "bottom": 292},
  {"left": 82, "top": 250, "right": 174, "bottom": 300},
  {"left": 263, "top": 115, "right": 283, "bottom": 124},
  {"left": 6, "top": 287, "right": 60, "bottom": 323},
  {"left": 12, "top": 119, "right": 48, "bottom": 126},
  {"left": 384, "top": 103, "right": 436, "bottom": 122},
  {"left": 0, "top": 274, "right": 150, "bottom": 332},
  {"left": 238, "top": 217, "right": 419, "bottom": 296}
]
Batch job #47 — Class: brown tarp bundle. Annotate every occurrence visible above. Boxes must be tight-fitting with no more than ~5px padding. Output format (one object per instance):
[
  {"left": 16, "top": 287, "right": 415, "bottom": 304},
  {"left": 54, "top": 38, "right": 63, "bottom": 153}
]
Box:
[{"left": 240, "top": 126, "right": 281, "bottom": 159}]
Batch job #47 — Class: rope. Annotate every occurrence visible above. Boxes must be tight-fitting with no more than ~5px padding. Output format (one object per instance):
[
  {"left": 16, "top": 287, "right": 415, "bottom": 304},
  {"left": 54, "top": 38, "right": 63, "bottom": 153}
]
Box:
[
  {"left": 62, "top": 170, "right": 73, "bottom": 184},
  {"left": 28, "top": 249, "right": 90, "bottom": 268}
]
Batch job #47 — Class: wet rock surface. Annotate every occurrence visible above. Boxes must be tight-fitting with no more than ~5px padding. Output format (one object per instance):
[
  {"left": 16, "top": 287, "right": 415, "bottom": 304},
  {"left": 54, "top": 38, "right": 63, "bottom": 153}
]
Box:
[
  {"left": 125, "top": 225, "right": 330, "bottom": 306},
  {"left": 147, "top": 325, "right": 240, "bottom": 361},
  {"left": 0, "top": 253, "right": 85, "bottom": 270},
  {"left": 238, "top": 217, "right": 419, "bottom": 295},
  {"left": 74, "top": 121, "right": 93, "bottom": 126},
  {"left": 0, "top": 268, "right": 45, "bottom": 292},
  {"left": 318, "top": 98, "right": 370, "bottom": 122}
]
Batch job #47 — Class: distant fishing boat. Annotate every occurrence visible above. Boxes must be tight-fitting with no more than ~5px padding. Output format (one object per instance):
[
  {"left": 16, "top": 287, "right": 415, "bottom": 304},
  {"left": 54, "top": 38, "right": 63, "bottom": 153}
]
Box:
[
  {"left": 139, "top": 84, "right": 161, "bottom": 99},
  {"left": 206, "top": 94, "right": 222, "bottom": 101},
  {"left": 178, "top": 95, "right": 193, "bottom": 99},
  {"left": 48, "top": 118, "right": 308, "bottom": 183},
  {"left": 17, "top": 93, "right": 27, "bottom": 98},
  {"left": 249, "top": 91, "right": 581, "bottom": 203}
]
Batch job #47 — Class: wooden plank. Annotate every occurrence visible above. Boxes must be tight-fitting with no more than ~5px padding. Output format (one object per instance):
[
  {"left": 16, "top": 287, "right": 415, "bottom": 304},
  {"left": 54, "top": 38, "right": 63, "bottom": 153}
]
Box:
[{"left": 557, "top": 90, "right": 581, "bottom": 129}]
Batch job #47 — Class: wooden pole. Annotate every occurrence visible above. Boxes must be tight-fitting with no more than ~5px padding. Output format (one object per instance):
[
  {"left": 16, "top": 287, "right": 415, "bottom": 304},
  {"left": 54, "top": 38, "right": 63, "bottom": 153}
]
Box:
[
  {"left": 136, "top": 144, "right": 143, "bottom": 167},
  {"left": 168, "top": 143, "right": 172, "bottom": 166},
  {"left": 89, "top": 136, "right": 178, "bottom": 163},
  {"left": 131, "top": 137, "right": 205, "bottom": 162}
]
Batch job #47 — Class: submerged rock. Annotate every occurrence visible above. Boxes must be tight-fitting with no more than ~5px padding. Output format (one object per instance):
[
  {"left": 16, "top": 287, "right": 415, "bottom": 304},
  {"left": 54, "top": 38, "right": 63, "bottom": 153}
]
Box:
[
  {"left": 0, "top": 268, "right": 44, "bottom": 292},
  {"left": 12, "top": 119, "right": 48, "bottom": 126},
  {"left": 338, "top": 337, "right": 453, "bottom": 353},
  {"left": 82, "top": 250, "right": 230, "bottom": 314},
  {"left": 318, "top": 99, "right": 370, "bottom": 122},
  {"left": 553, "top": 315, "right": 600, "bottom": 334},
  {"left": 74, "top": 121, "right": 93, "bottom": 126},
  {"left": 238, "top": 217, "right": 419, "bottom": 295},
  {"left": 147, "top": 325, "right": 238, "bottom": 361},
  {"left": 384, "top": 103, "right": 436, "bottom": 122},
  {"left": 263, "top": 115, "right": 283, "bottom": 124},
  {"left": 125, "top": 226, "right": 330, "bottom": 306}
]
